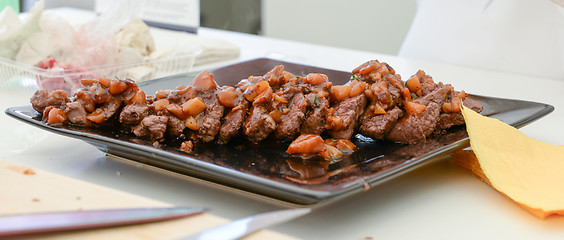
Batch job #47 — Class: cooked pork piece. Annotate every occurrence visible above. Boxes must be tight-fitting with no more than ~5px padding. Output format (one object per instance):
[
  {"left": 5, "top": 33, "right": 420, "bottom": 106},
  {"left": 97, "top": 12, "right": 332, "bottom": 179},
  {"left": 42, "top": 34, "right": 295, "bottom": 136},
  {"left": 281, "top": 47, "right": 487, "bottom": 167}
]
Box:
[
  {"left": 359, "top": 106, "right": 403, "bottom": 139},
  {"left": 178, "top": 71, "right": 226, "bottom": 143},
  {"left": 263, "top": 65, "right": 286, "bottom": 88},
  {"left": 385, "top": 86, "right": 449, "bottom": 143},
  {"left": 297, "top": 73, "right": 333, "bottom": 135},
  {"left": 352, "top": 60, "right": 396, "bottom": 83},
  {"left": 300, "top": 94, "right": 329, "bottom": 135},
  {"left": 270, "top": 72, "right": 332, "bottom": 139},
  {"left": 412, "top": 70, "right": 439, "bottom": 96},
  {"left": 217, "top": 99, "right": 250, "bottom": 144},
  {"left": 216, "top": 84, "right": 250, "bottom": 144},
  {"left": 275, "top": 92, "right": 308, "bottom": 139},
  {"left": 412, "top": 86, "right": 449, "bottom": 106},
  {"left": 73, "top": 88, "right": 96, "bottom": 112},
  {"left": 131, "top": 115, "right": 168, "bottom": 141},
  {"left": 64, "top": 101, "right": 89, "bottom": 126},
  {"left": 196, "top": 97, "right": 225, "bottom": 142},
  {"left": 327, "top": 93, "right": 367, "bottom": 139},
  {"left": 385, "top": 102, "right": 443, "bottom": 144},
  {"left": 239, "top": 73, "right": 278, "bottom": 143},
  {"left": 265, "top": 65, "right": 310, "bottom": 140},
  {"left": 93, "top": 98, "right": 123, "bottom": 123},
  {"left": 463, "top": 97, "right": 483, "bottom": 112},
  {"left": 359, "top": 74, "right": 407, "bottom": 139},
  {"left": 434, "top": 97, "right": 484, "bottom": 134},
  {"left": 166, "top": 115, "right": 186, "bottom": 138},
  {"left": 30, "top": 89, "right": 69, "bottom": 112},
  {"left": 244, "top": 104, "right": 277, "bottom": 143},
  {"left": 119, "top": 104, "right": 149, "bottom": 125}
]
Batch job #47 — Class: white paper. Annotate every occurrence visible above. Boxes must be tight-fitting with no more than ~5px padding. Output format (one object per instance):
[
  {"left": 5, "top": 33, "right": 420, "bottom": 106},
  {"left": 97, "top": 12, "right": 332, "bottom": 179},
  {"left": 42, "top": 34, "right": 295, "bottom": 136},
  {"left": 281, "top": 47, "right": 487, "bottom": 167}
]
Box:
[
  {"left": 138, "top": 0, "right": 199, "bottom": 29},
  {"left": 399, "top": 0, "right": 564, "bottom": 80}
]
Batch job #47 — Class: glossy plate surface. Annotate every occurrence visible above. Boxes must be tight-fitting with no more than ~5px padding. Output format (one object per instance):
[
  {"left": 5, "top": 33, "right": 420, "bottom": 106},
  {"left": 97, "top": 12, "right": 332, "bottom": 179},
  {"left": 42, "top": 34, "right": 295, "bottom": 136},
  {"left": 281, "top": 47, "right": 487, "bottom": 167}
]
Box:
[{"left": 5, "top": 58, "right": 554, "bottom": 205}]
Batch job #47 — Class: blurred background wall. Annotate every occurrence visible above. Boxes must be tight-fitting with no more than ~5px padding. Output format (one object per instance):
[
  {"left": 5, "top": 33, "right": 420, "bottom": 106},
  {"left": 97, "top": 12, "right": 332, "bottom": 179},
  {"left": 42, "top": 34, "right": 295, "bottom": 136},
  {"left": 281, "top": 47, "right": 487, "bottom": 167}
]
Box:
[
  {"left": 262, "top": 0, "right": 416, "bottom": 55},
  {"left": 16, "top": 0, "right": 416, "bottom": 55}
]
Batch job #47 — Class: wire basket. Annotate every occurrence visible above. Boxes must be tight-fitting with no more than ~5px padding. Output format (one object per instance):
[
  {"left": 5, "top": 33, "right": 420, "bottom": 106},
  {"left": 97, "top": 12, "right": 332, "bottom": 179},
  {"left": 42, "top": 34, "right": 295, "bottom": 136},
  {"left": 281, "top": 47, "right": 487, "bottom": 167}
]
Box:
[{"left": 0, "top": 53, "right": 195, "bottom": 94}]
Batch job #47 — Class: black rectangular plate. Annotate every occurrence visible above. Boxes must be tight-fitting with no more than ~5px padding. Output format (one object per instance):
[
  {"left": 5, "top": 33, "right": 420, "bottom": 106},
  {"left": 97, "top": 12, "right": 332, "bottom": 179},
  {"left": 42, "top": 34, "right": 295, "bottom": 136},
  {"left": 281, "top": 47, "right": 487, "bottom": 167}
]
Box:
[{"left": 5, "top": 58, "right": 554, "bottom": 205}]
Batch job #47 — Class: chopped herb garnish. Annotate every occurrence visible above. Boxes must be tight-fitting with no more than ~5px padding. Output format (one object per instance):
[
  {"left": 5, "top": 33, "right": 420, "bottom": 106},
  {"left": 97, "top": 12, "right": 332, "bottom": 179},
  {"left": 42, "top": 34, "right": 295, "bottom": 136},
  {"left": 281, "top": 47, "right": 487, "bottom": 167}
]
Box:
[
  {"left": 314, "top": 95, "right": 320, "bottom": 106},
  {"left": 289, "top": 75, "right": 303, "bottom": 81},
  {"left": 350, "top": 75, "right": 360, "bottom": 80}
]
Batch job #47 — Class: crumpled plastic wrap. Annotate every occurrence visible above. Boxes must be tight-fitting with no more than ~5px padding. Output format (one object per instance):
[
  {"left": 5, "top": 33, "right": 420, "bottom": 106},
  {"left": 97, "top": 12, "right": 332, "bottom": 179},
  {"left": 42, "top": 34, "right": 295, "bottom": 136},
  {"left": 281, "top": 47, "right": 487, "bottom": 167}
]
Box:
[
  {"left": 0, "top": 0, "right": 43, "bottom": 60},
  {"left": 3, "top": 0, "right": 147, "bottom": 67},
  {"left": 0, "top": 0, "right": 162, "bottom": 93}
]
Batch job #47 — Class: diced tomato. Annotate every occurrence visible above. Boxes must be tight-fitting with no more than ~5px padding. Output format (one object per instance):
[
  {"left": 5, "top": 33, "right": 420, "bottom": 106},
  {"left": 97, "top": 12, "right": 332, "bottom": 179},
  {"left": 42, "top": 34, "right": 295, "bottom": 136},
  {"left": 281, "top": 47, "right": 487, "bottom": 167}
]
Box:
[
  {"left": 153, "top": 99, "right": 170, "bottom": 111},
  {"left": 330, "top": 85, "right": 351, "bottom": 101},
  {"left": 130, "top": 90, "right": 147, "bottom": 104},
  {"left": 217, "top": 88, "right": 238, "bottom": 107},
  {"left": 404, "top": 101, "right": 427, "bottom": 115},
  {"left": 182, "top": 97, "right": 206, "bottom": 116},
  {"left": 166, "top": 103, "right": 187, "bottom": 119},
  {"left": 47, "top": 108, "right": 67, "bottom": 125},
  {"left": 406, "top": 76, "right": 422, "bottom": 93},
  {"left": 109, "top": 80, "right": 128, "bottom": 95},
  {"left": 86, "top": 109, "right": 105, "bottom": 123},
  {"left": 185, "top": 116, "right": 199, "bottom": 130},
  {"left": 98, "top": 78, "right": 110, "bottom": 88},
  {"left": 305, "top": 73, "right": 328, "bottom": 86},
  {"left": 286, "top": 134, "right": 325, "bottom": 155}
]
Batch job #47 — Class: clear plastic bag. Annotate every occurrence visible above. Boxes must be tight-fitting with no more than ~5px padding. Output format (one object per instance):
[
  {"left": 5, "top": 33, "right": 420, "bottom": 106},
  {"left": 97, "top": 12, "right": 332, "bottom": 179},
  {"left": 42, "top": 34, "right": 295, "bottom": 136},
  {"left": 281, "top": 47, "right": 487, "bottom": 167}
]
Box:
[
  {"left": 30, "top": 0, "right": 145, "bottom": 92},
  {"left": 0, "top": 0, "right": 146, "bottom": 158}
]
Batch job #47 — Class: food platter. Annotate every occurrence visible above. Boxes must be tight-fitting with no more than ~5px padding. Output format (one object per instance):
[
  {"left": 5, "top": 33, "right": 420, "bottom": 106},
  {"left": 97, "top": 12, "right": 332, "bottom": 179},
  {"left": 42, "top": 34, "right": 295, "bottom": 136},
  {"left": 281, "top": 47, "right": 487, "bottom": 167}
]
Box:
[{"left": 5, "top": 58, "right": 554, "bottom": 205}]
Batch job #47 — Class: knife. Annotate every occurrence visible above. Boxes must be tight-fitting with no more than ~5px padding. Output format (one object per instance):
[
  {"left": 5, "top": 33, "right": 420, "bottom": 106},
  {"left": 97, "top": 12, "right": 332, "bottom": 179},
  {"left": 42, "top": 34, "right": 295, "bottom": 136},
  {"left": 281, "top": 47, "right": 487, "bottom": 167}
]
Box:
[
  {"left": 0, "top": 206, "right": 208, "bottom": 237},
  {"left": 180, "top": 208, "right": 311, "bottom": 240}
]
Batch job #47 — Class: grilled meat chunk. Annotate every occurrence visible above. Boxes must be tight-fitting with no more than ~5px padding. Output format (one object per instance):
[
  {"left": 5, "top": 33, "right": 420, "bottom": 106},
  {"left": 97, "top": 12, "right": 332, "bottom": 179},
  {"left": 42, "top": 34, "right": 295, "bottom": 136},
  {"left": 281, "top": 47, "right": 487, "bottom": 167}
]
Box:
[
  {"left": 275, "top": 92, "right": 308, "bottom": 139},
  {"left": 327, "top": 93, "right": 367, "bottom": 139},
  {"left": 30, "top": 89, "right": 69, "bottom": 112},
  {"left": 29, "top": 59, "right": 484, "bottom": 151},
  {"left": 217, "top": 99, "right": 250, "bottom": 144},
  {"left": 359, "top": 106, "right": 403, "bottom": 139},
  {"left": 131, "top": 115, "right": 168, "bottom": 141},
  {"left": 196, "top": 96, "right": 225, "bottom": 142},
  {"left": 385, "top": 86, "right": 449, "bottom": 143},
  {"left": 244, "top": 104, "right": 277, "bottom": 143},
  {"left": 119, "top": 104, "right": 149, "bottom": 125},
  {"left": 239, "top": 74, "right": 277, "bottom": 143},
  {"left": 64, "top": 101, "right": 89, "bottom": 126},
  {"left": 300, "top": 94, "right": 329, "bottom": 135}
]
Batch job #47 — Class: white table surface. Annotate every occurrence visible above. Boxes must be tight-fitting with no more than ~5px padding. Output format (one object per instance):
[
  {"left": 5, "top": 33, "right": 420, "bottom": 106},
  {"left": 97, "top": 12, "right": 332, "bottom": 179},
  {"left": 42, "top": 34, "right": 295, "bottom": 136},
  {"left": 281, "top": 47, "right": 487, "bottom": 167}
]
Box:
[{"left": 3, "top": 10, "right": 564, "bottom": 239}]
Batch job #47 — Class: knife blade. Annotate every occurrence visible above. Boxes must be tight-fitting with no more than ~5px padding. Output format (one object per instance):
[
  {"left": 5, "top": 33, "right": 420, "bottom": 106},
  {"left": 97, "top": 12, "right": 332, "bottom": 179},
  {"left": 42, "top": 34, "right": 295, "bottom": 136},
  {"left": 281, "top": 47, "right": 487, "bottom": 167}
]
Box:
[
  {"left": 180, "top": 208, "right": 311, "bottom": 240},
  {"left": 0, "top": 206, "right": 208, "bottom": 237}
]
